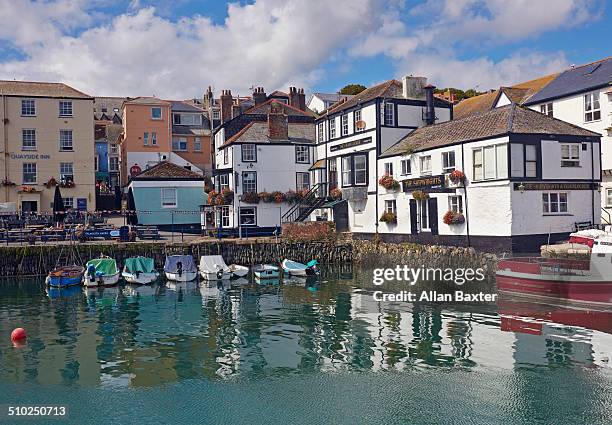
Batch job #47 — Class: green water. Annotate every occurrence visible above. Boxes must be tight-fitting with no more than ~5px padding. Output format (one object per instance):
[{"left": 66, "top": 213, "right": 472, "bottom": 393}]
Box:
[{"left": 0, "top": 268, "right": 611, "bottom": 425}]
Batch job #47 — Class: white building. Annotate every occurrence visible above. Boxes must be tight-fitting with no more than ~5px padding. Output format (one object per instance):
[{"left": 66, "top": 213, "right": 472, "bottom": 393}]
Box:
[
  {"left": 311, "top": 77, "right": 453, "bottom": 232},
  {"left": 211, "top": 98, "right": 316, "bottom": 236},
  {"left": 374, "top": 104, "right": 601, "bottom": 252},
  {"left": 307, "top": 93, "right": 353, "bottom": 114}
]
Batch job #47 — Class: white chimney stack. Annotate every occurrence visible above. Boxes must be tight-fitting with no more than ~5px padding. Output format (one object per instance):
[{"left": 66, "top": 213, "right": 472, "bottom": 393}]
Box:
[{"left": 402, "top": 76, "right": 428, "bottom": 100}]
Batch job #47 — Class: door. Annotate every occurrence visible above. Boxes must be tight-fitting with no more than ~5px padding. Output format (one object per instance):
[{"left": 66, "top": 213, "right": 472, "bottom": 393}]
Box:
[
  {"left": 333, "top": 201, "right": 349, "bottom": 231},
  {"left": 22, "top": 201, "right": 38, "bottom": 213}
]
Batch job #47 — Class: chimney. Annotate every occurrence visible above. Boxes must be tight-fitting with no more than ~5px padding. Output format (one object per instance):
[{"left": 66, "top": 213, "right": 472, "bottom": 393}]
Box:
[
  {"left": 253, "top": 87, "right": 267, "bottom": 106},
  {"left": 232, "top": 96, "right": 242, "bottom": 118},
  {"left": 288, "top": 86, "right": 299, "bottom": 109},
  {"left": 268, "top": 103, "right": 288, "bottom": 141},
  {"left": 424, "top": 84, "right": 436, "bottom": 125},
  {"left": 402, "top": 76, "right": 427, "bottom": 100},
  {"left": 220, "top": 89, "right": 233, "bottom": 123},
  {"left": 297, "top": 88, "right": 306, "bottom": 111}
]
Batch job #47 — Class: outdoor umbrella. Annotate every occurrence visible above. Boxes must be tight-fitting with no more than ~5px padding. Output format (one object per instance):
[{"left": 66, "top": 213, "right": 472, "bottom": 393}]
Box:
[
  {"left": 127, "top": 187, "right": 138, "bottom": 225},
  {"left": 53, "top": 185, "right": 65, "bottom": 223}
]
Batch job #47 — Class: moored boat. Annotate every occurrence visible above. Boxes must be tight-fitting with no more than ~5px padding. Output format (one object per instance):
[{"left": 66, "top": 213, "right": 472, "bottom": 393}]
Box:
[
  {"left": 46, "top": 265, "right": 84, "bottom": 288},
  {"left": 122, "top": 256, "right": 159, "bottom": 284},
  {"left": 229, "top": 264, "right": 249, "bottom": 278},
  {"left": 84, "top": 256, "right": 120, "bottom": 287},
  {"left": 199, "top": 255, "right": 231, "bottom": 281},
  {"left": 253, "top": 264, "right": 280, "bottom": 279},
  {"left": 496, "top": 237, "right": 612, "bottom": 306},
  {"left": 281, "top": 259, "right": 319, "bottom": 276},
  {"left": 164, "top": 255, "right": 197, "bottom": 282}
]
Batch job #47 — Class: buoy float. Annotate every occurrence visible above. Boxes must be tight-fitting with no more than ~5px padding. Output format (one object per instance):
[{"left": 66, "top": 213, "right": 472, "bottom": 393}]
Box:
[{"left": 11, "top": 328, "right": 27, "bottom": 342}]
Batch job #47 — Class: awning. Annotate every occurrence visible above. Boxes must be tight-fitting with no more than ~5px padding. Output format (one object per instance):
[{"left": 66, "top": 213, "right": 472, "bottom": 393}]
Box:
[
  {"left": 321, "top": 198, "right": 347, "bottom": 208},
  {"left": 309, "top": 159, "right": 326, "bottom": 171}
]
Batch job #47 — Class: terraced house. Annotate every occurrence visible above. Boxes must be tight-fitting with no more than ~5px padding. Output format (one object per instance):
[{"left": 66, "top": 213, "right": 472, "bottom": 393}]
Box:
[{"left": 0, "top": 80, "right": 95, "bottom": 213}]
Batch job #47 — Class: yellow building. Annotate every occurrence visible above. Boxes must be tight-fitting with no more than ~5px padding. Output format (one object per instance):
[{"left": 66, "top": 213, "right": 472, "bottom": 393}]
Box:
[{"left": 0, "top": 81, "right": 95, "bottom": 213}]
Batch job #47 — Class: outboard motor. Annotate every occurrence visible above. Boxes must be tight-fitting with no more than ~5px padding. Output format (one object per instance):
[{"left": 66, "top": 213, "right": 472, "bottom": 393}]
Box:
[
  {"left": 176, "top": 261, "right": 183, "bottom": 277},
  {"left": 87, "top": 264, "right": 96, "bottom": 279}
]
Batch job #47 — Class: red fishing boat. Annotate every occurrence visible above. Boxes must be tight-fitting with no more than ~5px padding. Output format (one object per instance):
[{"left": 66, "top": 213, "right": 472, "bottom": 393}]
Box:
[{"left": 496, "top": 237, "right": 612, "bottom": 307}]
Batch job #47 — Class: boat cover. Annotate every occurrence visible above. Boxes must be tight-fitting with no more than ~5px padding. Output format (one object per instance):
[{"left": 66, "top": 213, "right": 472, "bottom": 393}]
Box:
[
  {"left": 164, "top": 255, "right": 196, "bottom": 273},
  {"left": 124, "top": 257, "right": 155, "bottom": 274},
  {"left": 283, "top": 259, "right": 307, "bottom": 270},
  {"left": 86, "top": 258, "right": 118, "bottom": 275},
  {"left": 199, "top": 255, "right": 230, "bottom": 272}
]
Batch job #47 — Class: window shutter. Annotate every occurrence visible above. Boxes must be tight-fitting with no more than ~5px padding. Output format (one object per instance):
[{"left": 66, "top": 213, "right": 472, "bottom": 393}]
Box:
[
  {"left": 409, "top": 199, "right": 418, "bottom": 235},
  {"left": 428, "top": 197, "right": 438, "bottom": 235}
]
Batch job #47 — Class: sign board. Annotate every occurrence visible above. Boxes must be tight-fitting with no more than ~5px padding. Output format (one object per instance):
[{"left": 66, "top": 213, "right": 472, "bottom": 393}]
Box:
[
  {"left": 130, "top": 164, "right": 142, "bottom": 176},
  {"left": 77, "top": 198, "right": 87, "bottom": 211},
  {"left": 513, "top": 182, "right": 597, "bottom": 191},
  {"left": 330, "top": 137, "right": 371, "bottom": 152},
  {"left": 402, "top": 174, "right": 445, "bottom": 191}
]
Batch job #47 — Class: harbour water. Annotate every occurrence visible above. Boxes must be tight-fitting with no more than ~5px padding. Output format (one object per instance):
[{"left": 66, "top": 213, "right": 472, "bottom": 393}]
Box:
[{"left": 1, "top": 268, "right": 611, "bottom": 424}]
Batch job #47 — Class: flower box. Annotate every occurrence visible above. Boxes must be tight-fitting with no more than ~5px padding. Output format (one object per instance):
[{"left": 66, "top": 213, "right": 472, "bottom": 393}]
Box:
[
  {"left": 240, "top": 192, "right": 260, "bottom": 204},
  {"left": 379, "top": 211, "right": 397, "bottom": 224},
  {"left": 411, "top": 190, "right": 429, "bottom": 201},
  {"left": 443, "top": 210, "right": 465, "bottom": 225}
]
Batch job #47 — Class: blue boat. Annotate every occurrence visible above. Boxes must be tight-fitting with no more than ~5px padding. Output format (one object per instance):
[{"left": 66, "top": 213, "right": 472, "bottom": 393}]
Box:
[
  {"left": 46, "top": 265, "right": 85, "bottom": 288},
  {"left": 281, "top": 259, "right": 319, "bottom": 276}
]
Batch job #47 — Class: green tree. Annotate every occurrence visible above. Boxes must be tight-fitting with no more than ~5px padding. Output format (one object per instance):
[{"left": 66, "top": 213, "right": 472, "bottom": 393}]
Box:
[{"left": 339, "top": 84, "right": 367, "bottom": 95}]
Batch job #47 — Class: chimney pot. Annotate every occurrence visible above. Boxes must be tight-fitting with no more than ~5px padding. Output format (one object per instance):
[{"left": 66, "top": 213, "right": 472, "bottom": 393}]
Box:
[{"left": 268, "top": 105, "right": 288, "bottom": 140}]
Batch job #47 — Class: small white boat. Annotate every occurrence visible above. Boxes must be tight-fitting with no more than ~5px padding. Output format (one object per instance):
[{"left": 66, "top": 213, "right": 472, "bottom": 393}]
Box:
[
  {"left": 164, "top": 255, "right": 198, "bottom": 282},
  {"left": 253, "top": 264, "right": 280, "bottom": 279},
  {"left": 281, "top": 259, "right": 319, "bottom": 277},
  {"left": 84, "top": 256, "right": 120, "bottom": 287},
  {"left": 199, "top": 255, "right": 231, "bottom": 281},
  {"left": 122, "top": 256, "right": 159, "bottom": 284},
  {"left": 229, "top": 264, "right": 249, "bottom": 278}
]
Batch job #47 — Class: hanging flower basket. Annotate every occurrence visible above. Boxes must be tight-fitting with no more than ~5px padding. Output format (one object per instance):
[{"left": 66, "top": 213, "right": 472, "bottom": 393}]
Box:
[
  {"left": 443, "top": 210, "right": 465, "bottom": 225},
  {"left": 379, "top": 211, "right": 397, "bottom": 224},
  {"left": 378, "top": 174, "right": 400, "bottom": 190},
  {"left": 45, "top": 177, "right": 58, "bottom": 189},
  {"left": 412, "top": 190, "right": 429, "bottom": 200},
  {"left": 208, "top": 189, "right": 234, "bottom": 205},
  {"left": 1, "top": 179, "right": 15, "bottom": 186},
  {"left": 449, "top": 169, "right": 465, "bottom": 184},
  {"left": 272, "top": 191, "right": 285, "bottom": 203},
  {"left": 207, "top": 190, "right": 218, "bottom": 205},
  {"left": 240, "top": 192, "right": 260, "bottom": 204},
  {"left": 330, "top": 188, "right": 342, "bottom": 200}
]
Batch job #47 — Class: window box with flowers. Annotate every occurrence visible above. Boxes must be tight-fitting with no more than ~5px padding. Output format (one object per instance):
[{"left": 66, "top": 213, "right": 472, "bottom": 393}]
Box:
[
  {"left": 411, "top": 190, "right": 429, "bottom": 201},
  {"left": 59, "top": 180, "right": 75, "bottom": 188},
  {"left": 448, "top": 169, "right": 465, "bottom": 185},
  {"left": 240, "top": 192, "right": 260, "bottom": 204},
  {"left": 21, "top": 186, "right": 37, "bottom": 193},
  {"left": 379, "top": 211, "right": 397, "bottom": 224},
  {"left": 284, "top": 190, "right": 298, "bottom": 204},
  {"left": 443, "top": 210, "right": 465, "bottom": 225},
  {"left": 330, "top": 188, "right": 342, "bottom": 200},
  {"left": 378, "top": 174, "right": 400, "bottom": 191},
  {"left": 272, "top": 191, "right": 285, "bottom": 203},
  {"left": 258, "top": 191, "right": 274, "bottom": 203}
]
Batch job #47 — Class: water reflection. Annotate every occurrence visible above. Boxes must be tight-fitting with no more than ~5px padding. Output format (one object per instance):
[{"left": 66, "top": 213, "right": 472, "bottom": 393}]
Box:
[{"left": 0, "top": 270, "right": 611, "bottom": 390}]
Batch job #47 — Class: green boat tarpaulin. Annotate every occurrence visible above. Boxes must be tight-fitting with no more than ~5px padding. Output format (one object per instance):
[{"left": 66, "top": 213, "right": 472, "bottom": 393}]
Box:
[
  {"left": 86, "top": 258, "right": 118, "bottom": 275},
  {"left": 124, "top": 257, "right": 155, "bottom": 274}
]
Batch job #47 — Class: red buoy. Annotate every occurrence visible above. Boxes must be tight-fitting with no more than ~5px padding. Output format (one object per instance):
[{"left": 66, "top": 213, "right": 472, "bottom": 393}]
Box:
[{"left": 11, "top": 328, "right": 27, "bottom": 342}]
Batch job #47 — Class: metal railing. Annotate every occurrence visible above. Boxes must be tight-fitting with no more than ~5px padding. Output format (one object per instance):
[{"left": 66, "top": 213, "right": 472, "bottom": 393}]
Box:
[{"left": 282, "top": 183, "right": 328, "bottom": 223}]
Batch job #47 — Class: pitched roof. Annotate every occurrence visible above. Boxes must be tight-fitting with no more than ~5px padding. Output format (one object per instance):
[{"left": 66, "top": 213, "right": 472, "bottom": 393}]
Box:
[
  {"left": 105, "top": 124, "right": 123, "bottom": 144},
  {"left": 124, "top": 96, "right": 170, "bottom": 106},
  {"left": 327, "top": 79, "right": 404, "bottom": 115},
  {"left": 0, "top": 80, "right": 91, "bottom": 99},
  {"left": 220, "top": 122, "right": 315, "bottom": 147},
  {"left": 453, "top": 73, "right": 559, "bottom": 119},
  {"left": 312, "top": 93, "right": 354, "bottom": 103},
  {"left": 243, "top": 98, "right": 313, "bottom": 116},
  {"left": 525, "top": 57, "right": 612, "bottom": 105},
  {"left": 381, "top": 104, "right": 600, "bottom": 158},
  {"left": 268, "top": 90, "right": 288, "bottom": 98},
  {"left": 172, "top": 125, "right": 210, "bottom": 136},
  {"left": 131, "top": 161, "right": 205, "bottom": 180},
  {"left": 170, "top": 100, "right": 204, "bottom": 113}
]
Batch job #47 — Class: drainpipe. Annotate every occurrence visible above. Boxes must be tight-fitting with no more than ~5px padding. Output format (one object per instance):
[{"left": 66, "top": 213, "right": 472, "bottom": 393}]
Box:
[
  {"left": 2, "top": 91, "right": 8, "bottom": 202},
  {"left": 461, "top": 141, "right": 471, "bottom": 247},
  {"left": 375, "top": 98, "right": 381, "bottom": 237},
  {"left": 591, "top": 138, "right": 595, "bottom": 225}
]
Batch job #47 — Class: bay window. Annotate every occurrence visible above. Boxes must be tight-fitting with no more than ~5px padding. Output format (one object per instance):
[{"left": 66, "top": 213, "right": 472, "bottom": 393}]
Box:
[
  {"left": 341, "top": 154, "right": 367, "bottom": 187},
  {"left": 472, "top": 144, "right": 508, "bottom": 181}
]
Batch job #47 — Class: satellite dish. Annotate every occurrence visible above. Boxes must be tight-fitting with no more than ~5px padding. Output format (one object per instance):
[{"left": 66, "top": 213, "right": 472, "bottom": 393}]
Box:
[{"left": 355, "top": 120, "right": 366, "bottom": 130}]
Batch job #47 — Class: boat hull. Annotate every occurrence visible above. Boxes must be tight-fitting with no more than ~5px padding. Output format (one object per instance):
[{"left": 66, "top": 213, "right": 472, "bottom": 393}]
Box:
[
  {"left": 84, "top": 272, "right": 120, "bottom": 287},
  {"left": 165, "top": 270, "right": 197, "bottom": 282},
  {"left": 47, "top": 274, "right": 83, "bottom": 288},
  {"left": 229, "top": 264, "right": 249, "bottom": 278},
  {"left": 253, "top": 265, "right": 279, "bottom": 279},
  {"left": 122, "top": 271, "right": 159, "bottom": 285},
  {"left": 199, "top": 269, "right": 231, "bottom": 281}
]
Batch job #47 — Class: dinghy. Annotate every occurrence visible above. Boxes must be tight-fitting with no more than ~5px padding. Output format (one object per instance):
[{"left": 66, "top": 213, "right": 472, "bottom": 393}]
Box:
[
  {"left": 229, "top": 264, "right": 249, "bottom": 278},
  {"left": 199, "top": 255, "right": 231, "bottom": 281},
  {"left": 164, "top": 255, "right": 197, "bottom": 282},
  {"left": 84, "top": 256, "right": 120, "bottom": 287},
  {"left": 253, "top": 264, "right": 280, "bottom": 279},
  {"left": 281, "top": 259, "right": 319, "bottom": 276},
  {"left": 122, "top": 256, "right": 159, "bottom": 284},
  {"left": 46, "top": 265, "right": 84, "bottom": 288}
]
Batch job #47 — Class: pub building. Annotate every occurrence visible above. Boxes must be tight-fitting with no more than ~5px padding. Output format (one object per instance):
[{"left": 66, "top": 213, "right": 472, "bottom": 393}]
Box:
[{"left": 366, "top": 104, "right": 602, "bottom": 252}]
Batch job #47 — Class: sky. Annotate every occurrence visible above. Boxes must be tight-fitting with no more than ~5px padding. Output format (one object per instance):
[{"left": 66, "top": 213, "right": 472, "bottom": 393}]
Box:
[{"left": 0, "top": 0, "right": 609, "bottom": 99}]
